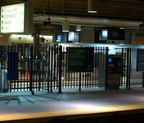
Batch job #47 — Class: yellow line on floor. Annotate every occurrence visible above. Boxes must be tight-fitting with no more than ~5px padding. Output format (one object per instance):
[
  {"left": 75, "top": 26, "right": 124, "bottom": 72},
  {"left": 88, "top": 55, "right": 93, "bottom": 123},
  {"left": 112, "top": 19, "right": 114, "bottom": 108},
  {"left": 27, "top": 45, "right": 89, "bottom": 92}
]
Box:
[{"left": 1, "top": 103, "right": 144, "bottom": 122}]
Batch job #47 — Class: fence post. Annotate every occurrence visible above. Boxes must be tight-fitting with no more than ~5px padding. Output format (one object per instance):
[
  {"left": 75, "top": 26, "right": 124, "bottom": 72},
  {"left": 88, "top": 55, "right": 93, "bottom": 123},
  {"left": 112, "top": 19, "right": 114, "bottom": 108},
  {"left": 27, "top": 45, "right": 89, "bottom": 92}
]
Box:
[
  {"left": 47, "top": 46, "right": 50, "bottom": 93},
  {"left": 105, "top": 47, "right": 109, "bottom": 90},
  {"left": 127, "top": 48, "right": 131, "bottom": 90},
  {"left": 50, "top": 46, "right": 53, "bottom": 93},
  {"left": 30, "top": 46, "right": 34, "bottom": 95},
  {"left": 58, "top": 46, "right": 62, "bottom": 93},
  {"left": 79, "top": 73, "right": 81, "bottom": 92}
]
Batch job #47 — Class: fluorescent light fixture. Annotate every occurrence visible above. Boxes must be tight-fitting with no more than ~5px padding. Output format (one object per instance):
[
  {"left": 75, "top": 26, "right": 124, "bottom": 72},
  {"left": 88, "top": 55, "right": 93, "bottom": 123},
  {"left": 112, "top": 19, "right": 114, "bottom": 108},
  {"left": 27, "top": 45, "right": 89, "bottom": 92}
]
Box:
[
  {"left": 10, "top": 34, "right": 53, "bottom": 43},
  {"left": 88, "top": 0, "right": 98, "bottom": 13},
  {"left": 76, "top": 25, "right": 81, "bottom": 31},
  {"left": 62, "top": 20, "right": 69, "bottom": 32},
  {"left": 11, "top": 34, "right": 26, "bottom": 37},
  {"left": 88, "top": 11, "right": 97, "bottom": 13},
  {"left": 120, "top": 44, "right": 124, "bottom": 45}
]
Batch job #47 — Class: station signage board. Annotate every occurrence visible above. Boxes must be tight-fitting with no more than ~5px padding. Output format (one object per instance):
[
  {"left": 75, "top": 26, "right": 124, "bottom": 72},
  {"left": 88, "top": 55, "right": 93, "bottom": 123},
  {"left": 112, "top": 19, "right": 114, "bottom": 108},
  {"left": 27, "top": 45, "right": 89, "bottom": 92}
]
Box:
[
  {"left": 0, "top": 3, "right": 25, "bottom": 33},
  {"left": 67, "top": 47, "right": 94, "bottom": 72},
  {"left": 0, "top": 2, "right": 33, "bottom": 34}
]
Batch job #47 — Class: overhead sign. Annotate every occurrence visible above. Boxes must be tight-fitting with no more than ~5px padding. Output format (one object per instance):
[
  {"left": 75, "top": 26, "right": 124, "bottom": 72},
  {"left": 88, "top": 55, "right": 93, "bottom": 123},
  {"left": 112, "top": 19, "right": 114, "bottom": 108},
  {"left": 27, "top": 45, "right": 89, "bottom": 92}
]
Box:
[
  {"left": 1, "top": 3, "right": 25, "bottom": 33},
  {"left": 67, "top": 47, "right": 94, "bottom": 72},
  {"left": 0, "top": 2, "right": 33, "bottom": 34}
]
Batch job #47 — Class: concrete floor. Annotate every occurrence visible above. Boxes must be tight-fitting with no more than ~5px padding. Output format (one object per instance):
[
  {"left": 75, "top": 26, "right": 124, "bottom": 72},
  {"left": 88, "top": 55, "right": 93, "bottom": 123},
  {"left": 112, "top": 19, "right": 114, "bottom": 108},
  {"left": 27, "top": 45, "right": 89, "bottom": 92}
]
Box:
[{"left": 0, "top": 87, "right": 144, "bottom": 122}]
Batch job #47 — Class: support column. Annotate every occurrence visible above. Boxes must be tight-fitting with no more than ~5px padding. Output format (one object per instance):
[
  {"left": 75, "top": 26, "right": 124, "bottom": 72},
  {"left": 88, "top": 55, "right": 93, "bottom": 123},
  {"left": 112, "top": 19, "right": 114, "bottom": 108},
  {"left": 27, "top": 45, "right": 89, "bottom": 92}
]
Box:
[{"left": 33, "top": 24, "right": 40, "bottom": 46}]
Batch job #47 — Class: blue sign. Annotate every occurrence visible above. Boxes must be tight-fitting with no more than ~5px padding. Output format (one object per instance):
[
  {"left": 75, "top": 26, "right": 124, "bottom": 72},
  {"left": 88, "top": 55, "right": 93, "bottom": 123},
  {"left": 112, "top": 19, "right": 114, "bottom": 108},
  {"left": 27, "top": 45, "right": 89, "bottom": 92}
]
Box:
[{"left": 8, "top": 52, "right": 18, "bottom": 80}]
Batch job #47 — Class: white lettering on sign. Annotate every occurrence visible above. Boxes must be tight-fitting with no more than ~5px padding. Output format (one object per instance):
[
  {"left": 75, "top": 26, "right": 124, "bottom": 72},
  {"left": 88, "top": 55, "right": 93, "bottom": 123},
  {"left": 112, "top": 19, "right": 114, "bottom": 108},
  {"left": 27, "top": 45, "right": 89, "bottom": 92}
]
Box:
[{"left": 1, "top": 3, "right": 25, "bottom": 33}]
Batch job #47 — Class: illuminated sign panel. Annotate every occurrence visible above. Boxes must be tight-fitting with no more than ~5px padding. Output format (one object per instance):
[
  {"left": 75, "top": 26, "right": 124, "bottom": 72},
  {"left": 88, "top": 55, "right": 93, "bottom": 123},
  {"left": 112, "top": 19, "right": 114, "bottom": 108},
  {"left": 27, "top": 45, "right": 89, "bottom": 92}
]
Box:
[{"left": 1, "top": 3, "right": 25, "bottom": 33}]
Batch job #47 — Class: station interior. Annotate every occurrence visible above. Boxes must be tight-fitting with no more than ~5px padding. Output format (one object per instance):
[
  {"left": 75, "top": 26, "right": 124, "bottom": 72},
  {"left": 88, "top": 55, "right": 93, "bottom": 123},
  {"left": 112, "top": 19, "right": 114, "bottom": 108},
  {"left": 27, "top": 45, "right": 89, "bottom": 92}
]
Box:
[{"left": 0, "top": 0, "right": 144, "bottom": 93}]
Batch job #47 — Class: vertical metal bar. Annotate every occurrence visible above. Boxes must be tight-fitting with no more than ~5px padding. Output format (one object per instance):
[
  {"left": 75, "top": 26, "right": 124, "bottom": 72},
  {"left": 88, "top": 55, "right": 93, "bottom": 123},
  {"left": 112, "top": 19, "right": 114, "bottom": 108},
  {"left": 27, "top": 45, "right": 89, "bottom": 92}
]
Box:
[
  {"left": 11, "top": 45, "right": 16, "bottom": 92},
  {"left": 21, "top": 45, "right": 23, "bottom": 91},
  {"left": 95, "top": 47, "right": 97, "bottom": 88},
  {"left": 36, "top": 46, "right": 38, "bottom": 91},
  {"left": 70, "top": 72, "right": 72, "bottom": 88},
  {"left": 15, "top": 45, "right": 19, "bottom": 92},
  {"left": 7, "top": 46, "right": 11, "bottom": 92},
  {"left": 74, "top": 72, "right": 75, "bottom": 88},
  {"left": 94, "top": 47, "right": 96, "bottom": 87},
  {"left": 47, "top": 46, "right": 50, "bottom": 93},
  {"left": 121, "top": 48, "right": 124, "bottom": 86},
  {"left": 18, "top": 46, "right": 20, "bottom": 91},
  {"left": 53, "top": 46, "right": 56, "bottom": 89},
  {"left": 30, "top": 46, "right": 34, "bottom": 95},
  {"left": 76, "top": 72, "right": 78, "bottom": 88},
  {"left": 22, "top": 45, "right": 24, "bottom": 91},
  {"left": 91, "top": 47, "right": 93, "bottom": 87},
  {"left": 39, "top": 70, "right": 41, "bottom": 91},
  {"left": 90, "top": 72, "right": 93, "bottom": 87},
  {"left": 12, "top": 46, "right": 16, "bottom": 92},
  {"left": 56, "top": 46, "right": 58, "bottom": 89},
  {"left": 38, "top": 47, "right": 40, "bottom": 91},
  {"left": 59, "top": 46, "right": 62, "bottom": 93},
  {"left": 79, "top": 73, "right": 81, "bottom": 92},
  {"left": 50, "top": 46, "right": 53, "bottom": 93},
  {"left": 126, "top": 48, "right": 129, "bottom": 89},
  {"left": 23, "top": 45, "right": 25, "bottom": 91},
  {"left": 61, "top": 47, "right": 63, "bottom": 89},
  {"left": 99, "top": 47, "right": 103, "bottom": 88},
  {"left": 42, "top": 46, "right": 45, "bottom": 90},
  {"left": 126, "top": 48, "right": 131, "bottom": 90},
  {"left": 86, "top": 72, "right": 88, "bottom": 87},
  {"left": 84, "top": 72, "right": 86, "bottom": 88},
  {"left": 128, "top": 48, "right": 131, "bottom": 90},
  {"left": 98, "top": 47, "right": 100, "bottom": 87},
  {"left": 105, "top": 47, "right": 109, "bottom": 90},
  {"left": 27, "top": 46, "right": 29, "bottom": 91},
  {"left": 124, "top": 48, "right": 127, "bottom": 86}
]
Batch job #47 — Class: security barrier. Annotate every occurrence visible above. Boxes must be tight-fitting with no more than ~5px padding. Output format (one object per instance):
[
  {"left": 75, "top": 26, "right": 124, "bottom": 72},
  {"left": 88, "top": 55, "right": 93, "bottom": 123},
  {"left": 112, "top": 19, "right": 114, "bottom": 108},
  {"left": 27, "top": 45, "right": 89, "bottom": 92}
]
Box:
[{"left": 0, "top": 44, "right": 142, "bottom": 94}]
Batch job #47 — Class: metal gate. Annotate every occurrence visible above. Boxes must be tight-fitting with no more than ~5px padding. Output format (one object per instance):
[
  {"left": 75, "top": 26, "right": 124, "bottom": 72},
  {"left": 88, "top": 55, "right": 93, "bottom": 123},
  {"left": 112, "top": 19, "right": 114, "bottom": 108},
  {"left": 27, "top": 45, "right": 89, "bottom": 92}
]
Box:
[
  {"left": 47, "top": 45, "right": 109, "bottom": 93},
  {"left": 5, "top": 44, "right": 109, "bottom": 93},
  {"left": 7, "top": 45, "right": 49, "bottom": 94},
  {"left": 111, "top": 47, "right": 143, "bottom": 90},
  {"left": 118, "top": 48, "right": 131, "bottom": 89}
]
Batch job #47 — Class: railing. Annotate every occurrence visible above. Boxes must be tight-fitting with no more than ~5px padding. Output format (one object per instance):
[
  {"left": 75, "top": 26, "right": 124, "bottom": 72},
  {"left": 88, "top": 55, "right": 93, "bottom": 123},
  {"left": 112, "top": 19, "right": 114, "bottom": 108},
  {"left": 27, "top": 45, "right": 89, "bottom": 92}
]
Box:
[{"left": 0, "top": 44, "right": 143, "bottom": 94}]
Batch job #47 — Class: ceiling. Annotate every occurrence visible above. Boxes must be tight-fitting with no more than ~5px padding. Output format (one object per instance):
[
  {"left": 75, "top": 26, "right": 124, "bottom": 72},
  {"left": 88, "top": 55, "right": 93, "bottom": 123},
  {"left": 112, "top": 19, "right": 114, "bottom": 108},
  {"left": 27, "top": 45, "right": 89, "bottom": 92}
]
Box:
[{"left": 1, "top": 0, "right": 144, "bottom": 29}]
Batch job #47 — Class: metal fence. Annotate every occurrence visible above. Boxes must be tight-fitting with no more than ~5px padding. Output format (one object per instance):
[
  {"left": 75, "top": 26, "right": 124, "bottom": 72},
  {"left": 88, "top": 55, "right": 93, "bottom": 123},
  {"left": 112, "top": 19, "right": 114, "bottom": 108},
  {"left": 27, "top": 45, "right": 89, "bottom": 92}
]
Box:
[
  {"left": 7, "top": 45, "right": 49, "bottom": 93},
  {"left": 0, "top": 44, "right": 143, "bottom": 94},
  {"left": 47, "top": 45, "right": 108, "bottom": 93}
]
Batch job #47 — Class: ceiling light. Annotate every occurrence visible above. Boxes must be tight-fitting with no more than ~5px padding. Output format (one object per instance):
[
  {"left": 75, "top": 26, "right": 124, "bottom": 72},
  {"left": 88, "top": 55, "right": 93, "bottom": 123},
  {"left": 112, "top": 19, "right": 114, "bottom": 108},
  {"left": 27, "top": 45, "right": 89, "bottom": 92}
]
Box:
[
  {"left": 88, "top": 0, "right": 98, "bottom": 13},
  {"left": 76, "top": 25, "right": 81, "bottom": 31}
]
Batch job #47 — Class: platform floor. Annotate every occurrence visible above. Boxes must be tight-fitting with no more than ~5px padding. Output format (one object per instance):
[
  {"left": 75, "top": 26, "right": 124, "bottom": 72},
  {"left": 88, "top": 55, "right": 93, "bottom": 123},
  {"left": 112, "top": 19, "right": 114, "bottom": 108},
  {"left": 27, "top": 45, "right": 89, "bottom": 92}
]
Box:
[{"left": 0, "top": 87, "right": 144, "bottom": 123}]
